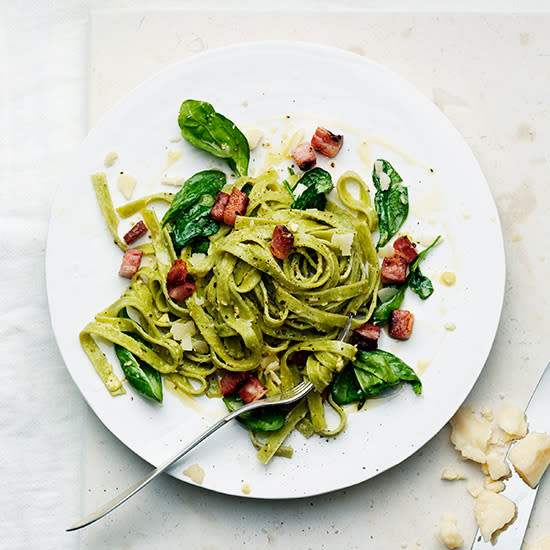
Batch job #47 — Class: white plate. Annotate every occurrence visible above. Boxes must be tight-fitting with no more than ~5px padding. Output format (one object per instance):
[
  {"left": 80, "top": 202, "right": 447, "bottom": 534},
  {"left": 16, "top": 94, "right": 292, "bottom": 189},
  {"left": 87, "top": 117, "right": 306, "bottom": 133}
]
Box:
[{"left": 46, "top": 41, "right": 504, "bottom": 499}]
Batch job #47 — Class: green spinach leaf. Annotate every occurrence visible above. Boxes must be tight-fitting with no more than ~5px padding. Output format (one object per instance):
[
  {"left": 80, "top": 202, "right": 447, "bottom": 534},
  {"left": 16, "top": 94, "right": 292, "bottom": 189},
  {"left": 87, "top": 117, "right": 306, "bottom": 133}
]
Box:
[
  {"left": 291, "top": 167, "right": 334, "bottom": 210},
  {"left": 161, "top": 170, "right": 225, "bottom": 226},
  {"left": 407, "top": 235, "right": 440, "bottom": 300},
  {"left": 178, "top": 99, "right": 249, "bottom": 177},
  {"left": 115, "top": 344, "right": 163, "bottom": 402},
  {"left": 223, "top": 396, "right": 285, "bottom": 432},
  {"left": 372, "top": 159, "right": 409, "bottom": 248},
  {"left": 353, "top": 350, "right": 422, "bottom": 397},
  {"left": 331, "top": 366, "right": 364, "bottom": 405},
  {"left": 190, "top": 236, "right": 210, "bottom": 254},
  {"left": 372, "top": 284, "right": 407, "bottom": 325},
  {"left": 161, "top": 170, "right": 225, "bottom": 249}
]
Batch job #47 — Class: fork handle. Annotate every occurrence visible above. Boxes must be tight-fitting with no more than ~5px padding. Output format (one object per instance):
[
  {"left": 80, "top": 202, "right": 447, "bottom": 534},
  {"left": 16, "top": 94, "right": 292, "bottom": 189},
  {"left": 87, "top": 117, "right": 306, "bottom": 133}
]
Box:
[{"left": 66, "top": 412, "right": 238, "bottom": 532}]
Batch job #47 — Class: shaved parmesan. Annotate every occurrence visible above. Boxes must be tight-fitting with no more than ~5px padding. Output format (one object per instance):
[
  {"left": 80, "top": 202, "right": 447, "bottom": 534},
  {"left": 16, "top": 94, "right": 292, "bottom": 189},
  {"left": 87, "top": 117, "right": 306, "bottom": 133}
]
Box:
[
  {"left": 508, "top": 432, "right": 550, "bottom": 488},
  {"left": 104, "top": 151, "right": 118, "bottom": 167},
  {"left": 474, "top": 490, "right": 516, "bottom": 542},
  {"left": 496, "top": 404, "right": 528, "bottom": 439},
  {"left": 117, "top": 173, "right": 137, "bottom": 200},
  {"left": 171, "top": 320, "right": 197, "bottom": 341},
  {"left": 244, "top": 128, "right": 264, "bottom": 150},
  {"left": 439, "top": 515, "right": 464, "bottom": 549},
  {"left": 331, "top": 232, "right": 355, "bottom": 256}
]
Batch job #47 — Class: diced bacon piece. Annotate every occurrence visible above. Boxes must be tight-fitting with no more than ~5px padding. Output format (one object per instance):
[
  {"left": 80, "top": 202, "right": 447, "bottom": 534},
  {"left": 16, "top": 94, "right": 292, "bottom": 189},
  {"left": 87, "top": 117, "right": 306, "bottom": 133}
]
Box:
[
  {"left": 311, "top": 127, "right": 344, "bottom": 158},
  {"left": 389, "top": 309, "right": 414, "bottom": 340},
  {"left": 166, "top": 259, "right": 188, "bottom": 287},
  {"left": 119, "top": 249, "right": 143, "bottom": 279},
  {"left": 380, "top": 255, "right": 408, "bottom": 284},
  {"left": 291, "top": 142, "right": 317, "bottom": 171},
  {"left": 123, "top": 220, "right": 148, "bottom": 245},
  {"left": 166, "top": 259, "right": 195, "bottom": 302},
  {"left": 238, "top": 375, "right": 267, "bottom": 403},
  {"left": 167, "top": 278, "right": 196, "bottom": 302},
  {"left": 393, "top": 236, "right": 418, "bottom": 264},
  {"left": 350, "top": 322, "right": 381, "bottom": 351},
  {"left": 270, "top": 225, "right": 294, "bottom": 260},
  {"left": 210, "top": 190, "right": 230, "bottom": 222},
  {"left": 220, "top": 371, "right": 249, "bottom": 397},
  {"left": 223, "top": 187, "right": 249, "bottom": 226}
]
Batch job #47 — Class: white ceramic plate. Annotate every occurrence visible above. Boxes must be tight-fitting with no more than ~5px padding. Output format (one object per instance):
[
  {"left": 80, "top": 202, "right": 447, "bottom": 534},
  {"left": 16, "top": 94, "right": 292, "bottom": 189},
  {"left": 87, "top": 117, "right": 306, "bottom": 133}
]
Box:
[{"left": 46, "top": 41, "right": 504, "bottom": 499}]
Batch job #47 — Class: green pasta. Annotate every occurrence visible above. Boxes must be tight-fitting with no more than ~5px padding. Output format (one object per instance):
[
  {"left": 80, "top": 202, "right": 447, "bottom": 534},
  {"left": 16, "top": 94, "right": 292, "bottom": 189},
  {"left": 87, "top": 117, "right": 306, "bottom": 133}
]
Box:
[{"left": 81, "top": 167, "right": 380, "bottom": 463}]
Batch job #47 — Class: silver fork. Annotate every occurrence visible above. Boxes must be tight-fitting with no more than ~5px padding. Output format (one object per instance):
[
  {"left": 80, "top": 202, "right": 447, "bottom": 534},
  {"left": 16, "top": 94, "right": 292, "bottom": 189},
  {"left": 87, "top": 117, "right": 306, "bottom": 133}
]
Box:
[{"left": 67, "top": 314, "right": 353, "bottom": 531}]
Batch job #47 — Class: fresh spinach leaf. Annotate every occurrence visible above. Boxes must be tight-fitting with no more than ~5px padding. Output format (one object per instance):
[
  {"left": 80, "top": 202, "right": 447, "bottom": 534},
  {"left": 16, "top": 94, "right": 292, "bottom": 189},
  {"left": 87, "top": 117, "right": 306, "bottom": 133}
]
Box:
[
  {"left": 372, "top": 159, "right": 409, "bottom": 248},
  {"left": 178, "top": 99, "right": 249, "bottom": 177},
  {"left": 331, "top": 366, "right": 364, "bottom": 405},
  {"left": 407, "top": 235, "right": 440, "bottom": 300},
  {"left": 115, "top": 344, "right": 163, "bottom": 402},
  {"left": 161, "top": 170, "right": 225, "bottom": 249},
  {"left": 223, "top": 396, "right": 285, "bottom": 432},
  {"left": 353, "top": 350, "right": 421, "bottom": 396},
  {"left": 291, "top": 167, "right": 333, "bottom": 210},
  {"left": 161, "top": 170, "right": 225, "bottom": 227},
  {"left": 191, "top": 236, "right": 210, "bottom": 254},
  {"left": 372, "top": 284, "right": 407, "bottom": 325}
]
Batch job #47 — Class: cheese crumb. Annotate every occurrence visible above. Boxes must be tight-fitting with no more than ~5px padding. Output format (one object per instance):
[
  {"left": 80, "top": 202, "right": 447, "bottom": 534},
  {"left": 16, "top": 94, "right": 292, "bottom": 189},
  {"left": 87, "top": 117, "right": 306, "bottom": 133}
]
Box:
[
  {"left": 170, "top": 320, "right": 197, "bottom": 341},
  {"left": 244, "top": 128, "right": 264, "bottom": 150},
  {"left": 441, "top": 272, "right": 456, "bottom": 286},
  {"left": 439, "top": 515, "right": 464, "bottom": 549},
  {"left": 331, "top": 232, "right": 355, "bottom": 256},
  {"left": 441, "top": 467, "right": 466, "bottom": 481},
  {"left": 508, "top": 432, "right": 550, "bottom": 488},
  {"left": 183, "top": 463, "right": 205, "bottom": 485},
  {"left": 117, "top": 173, "right": 137, "bottom": 200},
  {"left": 444, "top": 322, "right": 456, "bottom": 331},
  {"left": 104, "top": 151, "right": 118, "bottom": 167},
  {"left": 474, "top": 489, "right": 516, "bottom": 542},
  {"left": 161, "top": 175, "right": 185, "bottom": 186},
  {"left": 485, "top": 449, "right": 511, "bottom": 480},
  {"left": 467, "top": 482, "right": 482, "bottom": 498},
  {"left": 496, "top": 404, "right": 528, "bottom": 439},
  {"left": 484, "top": 478, "right": 505, "bottom": 493},
  {"left": 241, "top": 483, "right": 251, "bottom": 495}
]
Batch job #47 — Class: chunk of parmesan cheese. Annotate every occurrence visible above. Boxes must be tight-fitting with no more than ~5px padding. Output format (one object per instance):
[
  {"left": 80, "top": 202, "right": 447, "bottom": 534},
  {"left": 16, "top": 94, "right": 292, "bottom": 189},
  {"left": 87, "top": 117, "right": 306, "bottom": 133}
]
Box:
[
  {"left": 104, "top": 151, "right": 118, "bottom": 167},
  {"left": 439, "top": 515, "right": 464, "bottom": 549},
  {"left": 160, "top": 175, "right": 185, "bottom": 186},
  {"left": 183, "top": 463, "right": 205, "bottom": 485},
  {"left": 293, "top": 183, "right": 308, "bottom": 198},
  {"left": 331, "top": 232, "right": 355, "bottom": 256},
  {"left": 508, "top": 432, "right": 550, "bottom": 488},
  {"left": 441, "top": 467, "right": 466, "bottom": 481},
  {"left": 474, "top": 489, "right": 516, "bottom": 542},
  {"left": 171, "top": 320, "right": 197, "bottom": 341},
  {"left": 485, "top": 450, "right": 511, "bottom": 480},
  {"left": 484, "top": 478, "right": 505, "bottom": 493},
  {"left": 496, "top": 404, "right": 528, "bottom": 439},
  {"left": 117, "top": 173, "right": 137, "bottom": 200},
  {"left": 450, "top": 406, "right": 493, "bottom": 463},
  {"left": 379, "top": 171, "right": 391, "bottom": 191},
  {"left": 244, "top": 128, "right": 264, "bottom": 150}
]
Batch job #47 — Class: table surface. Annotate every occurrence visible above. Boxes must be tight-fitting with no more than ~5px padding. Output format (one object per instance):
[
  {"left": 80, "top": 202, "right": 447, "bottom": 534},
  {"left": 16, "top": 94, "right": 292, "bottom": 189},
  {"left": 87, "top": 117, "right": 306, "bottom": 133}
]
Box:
[{"left": 2, "top": 3, "right": 550, "bottom": 550}]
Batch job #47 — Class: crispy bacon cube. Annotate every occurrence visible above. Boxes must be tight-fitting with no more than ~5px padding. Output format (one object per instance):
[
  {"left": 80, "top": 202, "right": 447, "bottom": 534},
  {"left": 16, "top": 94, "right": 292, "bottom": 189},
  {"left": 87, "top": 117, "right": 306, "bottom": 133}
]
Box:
[
  {"left": 210, "top": 190, "right": 230, "bottom": 222},
  {"left": 238, "top": 375, "right": 267, "bottom": 403},
  {"left": 311, "top": 127, "right": 344, "bottom": 158},
  {"left": 166, "top": 259, "right": 195, "bottom": 302},
  {"left": 350, "top": 322, "right": 381, "bottom": 351},
  {"left": 119, "top": 249, "right": 143, "bottom": 279},
  {"left": 223, "top": 187, "right": 249, "bottom": 226},
  {"left": 389, "top": 309, "right": 414, "bottom": 340},
  {"left": 291, "top": 142, "right": 317, "bottom": 171},
  {"left": 270, "top": 225, "right": 294, "bottom": 260},
  {"left": 167, "top": 279, "right": 195, "bottom": 302},
  {"left": 393, "top": 236, "right": 418, "bottom": 264},
  {"left": 380, "top": 255, "right": 408, "bottom": 284},
  {"left": 220, "top": 371, "right": 249, "bottom": 397},
  {"left": 123, "top": 220, "right": 148, "bottom": 245}
]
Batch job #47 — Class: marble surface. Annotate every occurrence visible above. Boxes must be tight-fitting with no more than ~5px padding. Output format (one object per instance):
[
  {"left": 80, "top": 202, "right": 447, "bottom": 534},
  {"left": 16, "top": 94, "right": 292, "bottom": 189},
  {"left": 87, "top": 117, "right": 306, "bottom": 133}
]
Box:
[{"left": 2, "top": 4, "right": 550, "bottom": 550}]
